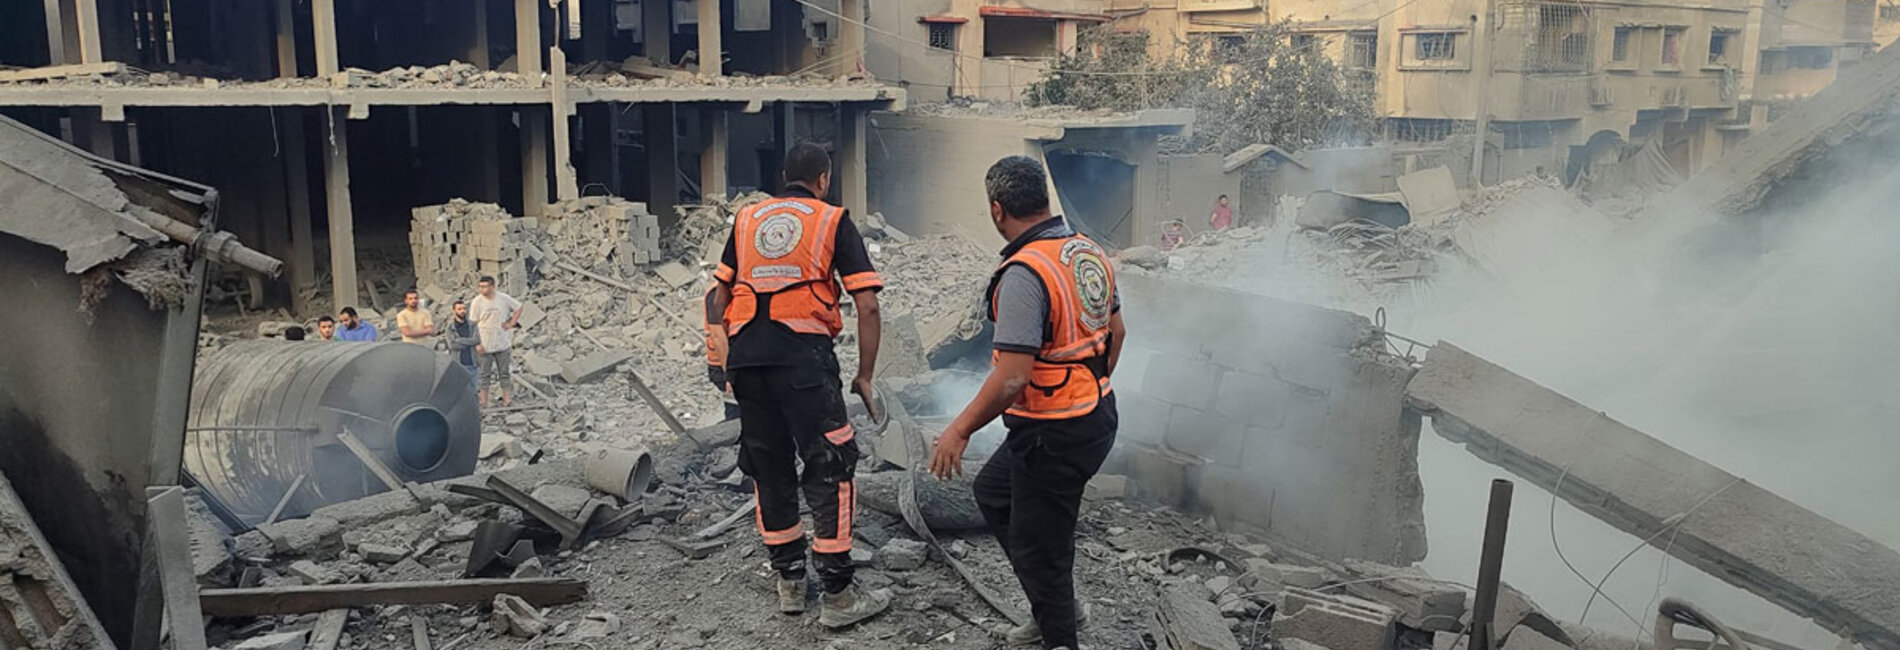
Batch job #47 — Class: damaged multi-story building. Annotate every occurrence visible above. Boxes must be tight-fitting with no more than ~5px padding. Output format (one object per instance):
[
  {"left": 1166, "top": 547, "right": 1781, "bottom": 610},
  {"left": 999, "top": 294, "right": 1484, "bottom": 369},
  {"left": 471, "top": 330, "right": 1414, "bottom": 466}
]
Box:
[{"left": 0, "top": 0, "right": 905, "bottom": 314}]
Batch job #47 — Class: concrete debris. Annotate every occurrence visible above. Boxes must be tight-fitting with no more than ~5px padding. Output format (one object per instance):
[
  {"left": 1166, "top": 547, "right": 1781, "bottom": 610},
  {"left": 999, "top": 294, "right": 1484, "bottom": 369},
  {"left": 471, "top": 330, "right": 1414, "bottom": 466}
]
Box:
[
  {"left": 527, "top": 484, "right": 593, "bottom": 519},
  {"left": 357, "top": 542, "right": 411, "bottom": 564},
  {"left": 1084, "top": 474, "right": 1128, "bottom": 500},
  {"left": 561, "top": 349, "right": 634, "bottom": 384},
  {"left": 878, "top": 539, "right": 929, "bottom": 571},
  {"left": 491, "top": 594, "right": 550, "bottom": 638},
  {"left": 260, "top": 517, "right": 343, "bottom": 556},
  {"left": 232, "top": 630, "right": 310, "bottom": 650},
  {"left": 1149, "top": 583, "right": 1241, "bottom": 650},
  {"left": 0, "top": 472, "right": 112, "bottom": 648},
  {"left": 1339, "top": 559, "right": 1467, "bottom": 632},
  {"left": 1274, "top": 587, "right": 1398, "bottom": 650},
  {"left": 1239, "top": 559, "right": 1329, "bottom": 591},
  {"left": 1501, "top": 627, "right": 1574, "bottom": 650},
  {"left": 573, "top": 612, "right": 622, "bottom": 639},
  {"left": 479, "top": 434, "right": 522, "bottom": 460},
  {"left": 287, "top": 560, "right": 343, "bottom": 585},
  {"left": 510, "top": 557, "right": 547, "bottom": 579}
]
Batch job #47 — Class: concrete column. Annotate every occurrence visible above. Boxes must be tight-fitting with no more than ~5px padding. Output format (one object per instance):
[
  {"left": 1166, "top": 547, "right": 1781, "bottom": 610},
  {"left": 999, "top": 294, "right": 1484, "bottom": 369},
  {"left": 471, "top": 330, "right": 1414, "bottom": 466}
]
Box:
[
  {"left": 275, "top": 0, "right": 299, "bottom": 77},
  {"left": 774, "top": 101, "right": 795, "bottom": 181},
  {"left": 470, "top": 0, "right": 492, "bottom": 69},
  {"left": 74, "top": 0, "right": 103, "bottom": 63},
  {"left": 838, "top": 106, "right": 867, "bottom": 216},
  {"left": 43, "top": 0, "right": 69, "bottom": 64},
  {"left": 837, "top": 0, "right": 863, "bottom": 77},
  {"left": 697, "top": 0, "right": 722, "bottom": 76},
  {"left": 550, "top": 47, "right": 579, "bottom": 201},
  {"left": 515, "top": 0, "right": 541, "bottom": 78},
  {"left": 313, "top": 0, "right": 340, "bottom": 76},
  {"left": 521, "top": 106, "right": 550, "bottom": 216},
  {"left": 644, "top": 104, "right": 680, "bottom": 225},
  {"left": 644, "top": 0, "right": 672, "bottom": 65},
  {"left": 699, "top": 108, "right": 728, "bottom": 199},
  {"left": 281, "top": 108, "right": 318, "bottom": 313},
  {"left": 321, "top": 107, "right": 357, "bottom": 312}
]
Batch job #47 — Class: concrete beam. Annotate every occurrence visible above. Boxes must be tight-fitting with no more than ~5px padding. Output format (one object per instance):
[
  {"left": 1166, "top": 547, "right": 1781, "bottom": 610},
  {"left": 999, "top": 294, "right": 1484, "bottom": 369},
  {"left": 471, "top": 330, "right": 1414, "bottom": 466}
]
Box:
[
  {"left": 274, "top": 0, "right": 298, "bottom": 78},
  {"left": 699, "top": 108, "right": 727, "bottom": 199},
  {"left": 74, "top": 0, "right": 103, "bottom": 64},
  {"left": 837, "top": 0, "right": 863, "bottom": 78},
  {"left": 1406, "top": 343, "right": 1900, "bottom": 650},
  {"left": 839, "top": 106, "right": 866, "bottom": 217},
  {"left": 312, "top": 0, "right": 339, "bottom": 76},
  {"left": 44, "top": 0, "right": 69, "bottom": 64},
  {"left": 515, "top": 0, "right": 541, "bottom": 79},
  {"left": 697, "top": 0, "right": 721, "bottom": 77},
  {"left": 643, "top": 0, "right": 671, "bottom": 65},
  {"left": 321, "top": 107, "right": 357, "bottom": 311},
  {"left": 281, "top": 107, "right": 318, "bottom": 314},
  {"left": 644, "top": 104, "right": 679, "bottom": 226},
  {"left": 0, "top": 85, "right": 908, "bottom": 108},
  {"left": 520, "top": 106, "right": 550, "bottom": 216},
  {"left": 550, "top": 48, "right": 578, "bottom": 202}
]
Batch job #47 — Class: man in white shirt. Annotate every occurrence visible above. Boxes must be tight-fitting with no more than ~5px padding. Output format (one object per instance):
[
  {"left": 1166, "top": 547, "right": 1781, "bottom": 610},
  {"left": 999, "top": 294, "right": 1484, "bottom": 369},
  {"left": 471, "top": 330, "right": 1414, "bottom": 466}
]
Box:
[{"left": 469, "top": 276, "right": 523, "bottom": 408}]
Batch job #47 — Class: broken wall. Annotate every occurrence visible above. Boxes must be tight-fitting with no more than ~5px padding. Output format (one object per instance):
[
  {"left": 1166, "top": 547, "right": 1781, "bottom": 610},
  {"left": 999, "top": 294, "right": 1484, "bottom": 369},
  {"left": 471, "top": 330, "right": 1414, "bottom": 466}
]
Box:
[
  {"left": 1157, "top": 153, "right": 1239, "bottom": 230},
  {"left": 868, "top": 112, "right": 1054, "bottom": 243},
  {"left": 1107, "top": 272, "right": 1427, "bottom": 565},
  {"left": 0, "top": 233, "right": 185, "bottom": 646}
]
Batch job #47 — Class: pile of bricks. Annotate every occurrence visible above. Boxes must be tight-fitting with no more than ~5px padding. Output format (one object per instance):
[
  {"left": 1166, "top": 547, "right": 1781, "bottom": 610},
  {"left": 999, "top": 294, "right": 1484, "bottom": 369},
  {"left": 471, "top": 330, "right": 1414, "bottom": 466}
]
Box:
[
  {"left": 409, "top": 199, "right": 539, "bottom": 298},
  {"left": 409, "top": 198, "right": 662, "bottom": 299},
  {"left": 542, "top": 197, "right": 661, "bottom": 276}
]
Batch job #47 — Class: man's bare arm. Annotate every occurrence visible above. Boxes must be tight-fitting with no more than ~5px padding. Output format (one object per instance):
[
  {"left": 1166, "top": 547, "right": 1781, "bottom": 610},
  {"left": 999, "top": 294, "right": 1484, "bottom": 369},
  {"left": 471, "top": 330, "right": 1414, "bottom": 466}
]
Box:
[
  {"left": 928, "top": 351, "right": 1034, "bottom": 478},
  {"left": 1106, "top": 311, "right": 1127, "bottom": 377},
  {"left": 849, "top": 289, "right": 882, "bottom": 416}
]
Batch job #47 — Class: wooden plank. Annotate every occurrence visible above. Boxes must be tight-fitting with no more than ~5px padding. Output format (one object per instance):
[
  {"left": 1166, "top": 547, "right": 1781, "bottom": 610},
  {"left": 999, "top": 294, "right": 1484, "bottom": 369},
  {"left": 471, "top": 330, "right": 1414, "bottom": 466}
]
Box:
[
  {"left": 145, "top": 487, "right": 209, "bottom": 650},
  {"left": 200, "top": 579, "right": 588, "bottom": 617},
  {"left": 410, "top": 615, "right": 433, "bottom": 650},
  {"left": 308, "top": 609, "right": 349, "bottom": 650},
  {"left": 0, "top": 62, "right": 124, "bottom": 82},
  {"left": 337, "top": 430, "right": 405, "bottom": 491}
]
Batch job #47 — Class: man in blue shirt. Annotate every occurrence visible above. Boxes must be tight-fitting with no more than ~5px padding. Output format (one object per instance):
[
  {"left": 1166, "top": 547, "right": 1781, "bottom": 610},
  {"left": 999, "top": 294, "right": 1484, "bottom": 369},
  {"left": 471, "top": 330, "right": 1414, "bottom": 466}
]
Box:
[{"left": 335, "top": 306, "right": 379, "bottom": 342}]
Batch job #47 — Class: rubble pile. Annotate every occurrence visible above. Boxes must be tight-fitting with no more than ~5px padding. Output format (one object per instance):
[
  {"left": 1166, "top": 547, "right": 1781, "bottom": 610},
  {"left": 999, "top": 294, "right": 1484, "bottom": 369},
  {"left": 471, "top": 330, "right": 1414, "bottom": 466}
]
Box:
[
  {"left": 410, "top": 200, "right": 535, "bottom": 298},
  {"left": 191, "top": 407, "right": 1574, "bottom": 650},
  {"left": 569, "top": 57, "right": 884, "bottom": 89},
  {"left": 326, "top": 61, "right": 529, "bottom": 89}
]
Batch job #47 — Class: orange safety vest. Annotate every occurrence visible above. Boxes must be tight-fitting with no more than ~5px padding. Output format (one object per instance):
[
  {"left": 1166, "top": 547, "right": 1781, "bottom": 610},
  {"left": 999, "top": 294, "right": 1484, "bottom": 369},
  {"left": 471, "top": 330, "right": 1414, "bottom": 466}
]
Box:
[
  {"left": 702, "top": 286, "right": 727, "bottom": 367},
  {"left": 988, "top": 234, "right": 1118, "bottom": 420},
  {"left": 724, "top": 197, "right": 849, "bottom": 337}
]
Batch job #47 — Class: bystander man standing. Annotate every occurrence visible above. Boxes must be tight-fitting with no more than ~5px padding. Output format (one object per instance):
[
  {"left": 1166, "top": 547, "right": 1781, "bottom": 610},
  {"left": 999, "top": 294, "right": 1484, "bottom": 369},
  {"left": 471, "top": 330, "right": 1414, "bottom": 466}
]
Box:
[
  {"left": 470, "top": 276, "right": 523, "bottom": 408},
  {"left": 335, "top": 307, "right": 379, "bottom": 342},
  {"left": 396, "top": 289, "right": 437, "bottom": 346},
  {"left": 1209, "top": 194, "right": 1232, "bottom": 231},
  {"left": 447, "top": 300, "right": 481, "bottom": 394}
]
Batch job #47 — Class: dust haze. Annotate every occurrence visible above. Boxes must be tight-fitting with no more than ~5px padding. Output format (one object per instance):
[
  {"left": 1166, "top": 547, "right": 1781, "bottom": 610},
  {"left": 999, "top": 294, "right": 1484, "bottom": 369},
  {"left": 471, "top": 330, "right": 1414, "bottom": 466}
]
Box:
[{"left": 1211, "top": 155, "right": 1900, "bottom": 646}]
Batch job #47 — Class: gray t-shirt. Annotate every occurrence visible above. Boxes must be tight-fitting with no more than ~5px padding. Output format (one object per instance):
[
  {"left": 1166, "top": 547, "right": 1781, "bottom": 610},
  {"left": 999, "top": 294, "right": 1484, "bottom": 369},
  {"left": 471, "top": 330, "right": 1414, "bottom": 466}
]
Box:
[{"left": 991, "top": 265, "right": 1121, "bottom": 354}]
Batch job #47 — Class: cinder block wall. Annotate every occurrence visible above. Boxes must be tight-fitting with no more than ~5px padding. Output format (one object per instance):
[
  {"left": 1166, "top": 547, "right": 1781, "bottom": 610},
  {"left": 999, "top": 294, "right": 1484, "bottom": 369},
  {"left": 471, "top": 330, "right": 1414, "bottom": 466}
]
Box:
[{"left": 1109, "top": 273, "right": 1427, "bottom": 565}]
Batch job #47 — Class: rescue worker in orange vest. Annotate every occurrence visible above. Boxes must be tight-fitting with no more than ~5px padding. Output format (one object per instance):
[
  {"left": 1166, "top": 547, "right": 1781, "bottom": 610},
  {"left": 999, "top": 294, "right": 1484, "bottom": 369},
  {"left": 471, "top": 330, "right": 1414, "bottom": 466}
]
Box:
[
  {"left": 709, "top": 142, "right": 892, "bottom": 628},
  {"left": 702, "top": 285, "right": 740, "bottom": 421},
  {"left": 929, "top": 156, "right": 1125, "bottom": 650}
]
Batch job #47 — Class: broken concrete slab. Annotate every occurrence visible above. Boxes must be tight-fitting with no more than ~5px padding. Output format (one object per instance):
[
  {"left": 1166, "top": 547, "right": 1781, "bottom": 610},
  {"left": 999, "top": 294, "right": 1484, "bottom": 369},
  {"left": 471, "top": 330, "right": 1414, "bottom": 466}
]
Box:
[
  {"left": 1084, "top": 474, "right": 1128, "bottom": 500},
  {"left": 1275, "top": 588, "right": 1397, "bottom": 650},
  {"left": 879, "top": 539, "right": 928, "bottom": 571},
  {"left": 288, "top": 560, "right": 343, "bottom": 585},
  {"left": 1340, "top": 559, "right": 1466, "bottom": 633},
  {"left": 1150, "top": 583, "right": 1241, "bottom": 650},
  {"left": 1239, "top": 559, "right": 1328, "bottom": 591},
  {"left": 233, "top": 630, "right": 310, "bottom": 650},
  {"left": 358, "top": 542, "right": 411, "bottom": 564},
  {"left": 521, "top": 352, "right": 565, "bottom": 378},
  {"left": 1501, "top": 627, "right": 1571, "bottom": 650},
  {"left": 560, "top": 349, "right": 634, "bottom": 384},
  {"left": 492, "top": 594, "right": 549, "bottom": 638},
  {"left": 528, "top": 484, "right": 592, "bottom": 519},
  {"left": 652, "top": 261, "right": 697, "bottom": 288},
  {"left": 259, "top": 516, "right": 344, "bottom": 556},
  {"left": 1407, "top": 343, "right": 1900, "bottom": 650}
]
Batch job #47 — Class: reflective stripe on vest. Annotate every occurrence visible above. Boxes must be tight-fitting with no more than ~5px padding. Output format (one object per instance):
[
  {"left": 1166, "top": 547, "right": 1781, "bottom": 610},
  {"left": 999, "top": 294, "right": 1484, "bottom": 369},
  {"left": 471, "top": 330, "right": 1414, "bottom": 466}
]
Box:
[
  {"left": 724, "top": 197, "right": 847, "bottom": 337},
  {"left": 989, "top": 235, "right": 1118, "bottom": 420}
]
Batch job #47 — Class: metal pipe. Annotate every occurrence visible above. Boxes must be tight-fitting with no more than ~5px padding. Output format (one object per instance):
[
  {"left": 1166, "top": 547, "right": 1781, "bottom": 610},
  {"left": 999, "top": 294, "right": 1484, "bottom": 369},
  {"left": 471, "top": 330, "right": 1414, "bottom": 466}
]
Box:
[{"left": 1471, "top": 478, "right": 1514, "bottom": 650}]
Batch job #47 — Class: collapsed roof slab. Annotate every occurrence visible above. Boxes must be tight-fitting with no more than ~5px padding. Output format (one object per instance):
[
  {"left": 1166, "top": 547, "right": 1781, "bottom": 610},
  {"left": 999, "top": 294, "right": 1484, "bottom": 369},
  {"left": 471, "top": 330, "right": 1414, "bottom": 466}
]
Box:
[
  {"left": 0, "top": 84, "right": 907, "bottom": 110},
  {"left": 1405, "top": 343, "right": 1900, "bottom": 650}
]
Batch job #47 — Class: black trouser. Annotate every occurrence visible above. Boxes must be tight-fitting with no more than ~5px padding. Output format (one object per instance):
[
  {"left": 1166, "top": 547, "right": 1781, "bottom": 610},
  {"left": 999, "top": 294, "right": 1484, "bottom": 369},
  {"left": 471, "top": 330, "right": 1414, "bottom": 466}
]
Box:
[
  {"left": 730, "top": 361, "right": 861, "bottom": 594},
  {"left": 973, "top": 393, "right": 1118, "bottom": 649}
]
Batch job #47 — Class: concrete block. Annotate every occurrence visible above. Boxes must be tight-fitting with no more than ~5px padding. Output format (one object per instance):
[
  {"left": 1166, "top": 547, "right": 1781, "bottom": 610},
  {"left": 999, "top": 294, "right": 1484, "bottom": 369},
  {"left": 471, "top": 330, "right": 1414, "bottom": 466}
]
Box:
[
  {"left": 1274, "top": 588, "right": 1397, "bottom": 650},
  {"left": 287, "top": 560, "right": 342, "bottom": 585},
  {"left": 1114, "top": 393, "right": 1172, "bottom": 445},
  {"left": 1151, "top": 583, "right": 1241, "bottom": 650},
  {"left": 560, "top": 350, "right": 634, "bottom": 384},
  {"left": 358, "top": 542, "right": 411, "bottom": 564},
  {"left": 1124, "top": 444, "right": 1202, "bottom": 508},
  {"left": 653, "top": 261, "right": 697, "bottom": 288},
  {"left": 1163, "top": 407, "right": 1243, "bottom": 463},
  {"left": 1212, "top": 370, "right": 1290, "bottom": 429},
  {"left": 521, "top": 352, "right": 564, "bottom": 378},
  {"left": 309, "top": 487, "right": 424, "bottom": 528},
  {"left": 1141, "top": 354, "right": 1222, "bottom": 409},
  {"left": 233, "top": 630, "right": 309, "bottom": 650},
  {"left": 1339, "top": 559, "right": 1466, "bottom": 633},
  {"left": 258, "top": 517, "right": 343, "bottom": 557},
  {"left": 1239, "top": 559, "right": 1329, "bottom": 591}
]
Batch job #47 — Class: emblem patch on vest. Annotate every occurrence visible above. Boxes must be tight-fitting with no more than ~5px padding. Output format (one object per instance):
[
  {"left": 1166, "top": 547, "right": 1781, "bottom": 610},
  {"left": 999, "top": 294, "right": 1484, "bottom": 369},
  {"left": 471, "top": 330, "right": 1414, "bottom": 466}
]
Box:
[
  {"left": 755, "top": 212, "right": 804, "bottom": 260},
  {"left": 1060, "top": 239, "right": 1113, "bottom": 330}
]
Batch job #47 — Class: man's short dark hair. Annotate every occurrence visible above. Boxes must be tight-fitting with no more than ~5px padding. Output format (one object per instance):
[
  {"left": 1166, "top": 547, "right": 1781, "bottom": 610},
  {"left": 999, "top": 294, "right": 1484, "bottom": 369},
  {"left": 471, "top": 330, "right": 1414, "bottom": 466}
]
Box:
[
  {"left": 783, "top": 142, "right": 832, "bottom": 186},
  {"left": 339, "top": 307, "right": 358, "bottom": 318},
  {"left": 478, "top": 276, "right": 496, "bottom": 285},
  {"left": 985, "top": 156, "right": 1050, "bottom": 219},
  {"left": 1219, "top": 194, "right": 1229, "bottom": 201},
  {"left": 318, "top": 315, "right": 335, "bottom": 325},
  {"left": 284, "top": 326, "right": 306, "bottom": 341},
  {"left": 404, "top": 289, "right": 419, "bottom": 299},
  {"left": 453, "top": 300, "right": 467, "bottom": 307}
]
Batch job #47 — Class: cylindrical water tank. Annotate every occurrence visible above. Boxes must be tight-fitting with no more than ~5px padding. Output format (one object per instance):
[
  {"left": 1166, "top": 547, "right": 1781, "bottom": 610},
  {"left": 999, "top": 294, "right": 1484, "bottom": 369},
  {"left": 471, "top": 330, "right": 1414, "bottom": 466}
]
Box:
[{"left": 185, "top": 341, "right": 479, "bottom": 526}]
